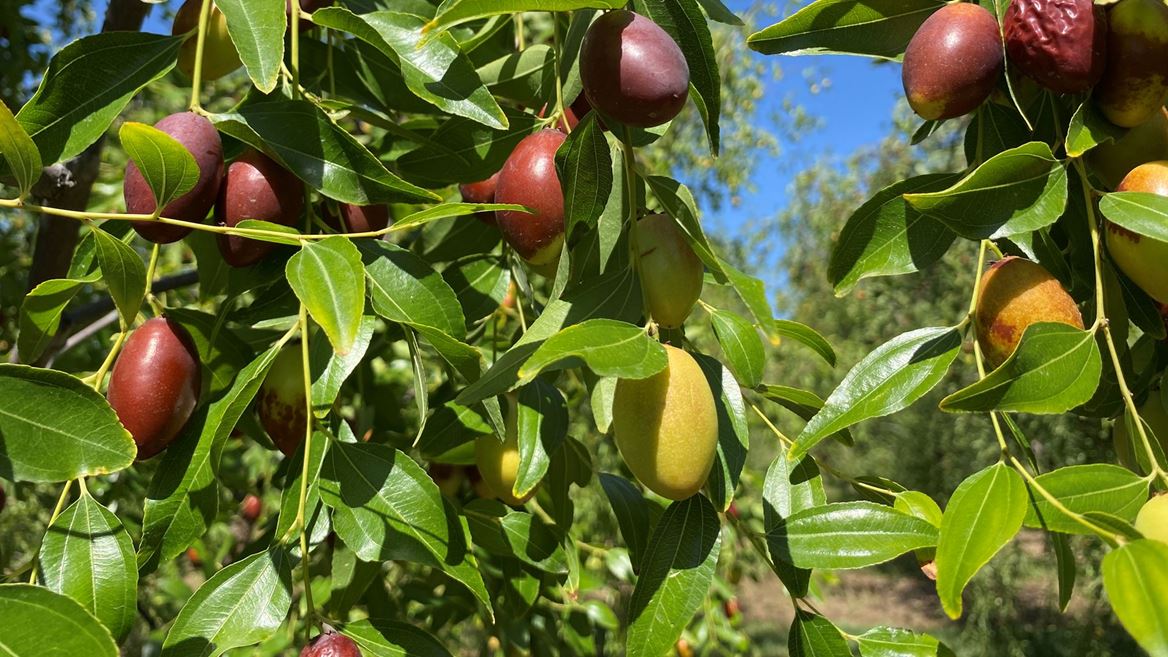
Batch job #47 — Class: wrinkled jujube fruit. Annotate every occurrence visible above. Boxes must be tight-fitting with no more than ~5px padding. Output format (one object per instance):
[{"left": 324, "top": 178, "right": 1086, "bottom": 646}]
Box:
[
  {"left": 323, "top": 202, "right": 390, "bottom": 234},
  {"left": 215, "top": 149, "right": 304, "bottom": 267},
  {"left": 475, "top": 397, "right": 538, "bottom": 506},
  {"left": 612, "top": 344, "right": 718, "bottom": 500},
  {"left": 240, "top": 494, "right": 262, "bottom": 522},
  {"left": 257, "top": 346, "right": 308, "bottom": 457},
  {"left": 1113, "top": 393, "right": 1168, "bottom": 471},
  {"left": 494, "top": 129, "right": 567, "bottom": 266},
  {"left": 107, "top": 317, "right": 202, "bottom": 459},
  {"left": 173, "top": 0, "right": 242, "bottom": 82},
  {"left": 1135, "top": 494, "right": 1168, "bottom": 544},
  {"left": 124, "top": 111, "right": 224, "bottom": 244},
  {"left": 974, "top": 257, "right": 1085, "bottom": 368},
  {"left": 580, "top": 10, "right": 690, "bottom": 128},
  {"left": 1088, "top": 108, "right": 1168, "bottom": 189},
  {"left": 1094, "top": 0, "right": 1168, "bottom": 128},
  {"left": 1004, "top": 0, "right": 1107, "bottom": 94},
  {"left": 1107, "top": 161, "right": 1168, "bottom": 302},
  {"left": 638, "top": 214, "right": 703, "bottom": 328},
  {"left": 300, "top": 630, "right": 362, "bottom": 657},
  {"left": 459, "top": 173, "right": 500, "bottom": 225},
  {"left": 902, "top": 4, "right": 1003, "bottom": 120}
]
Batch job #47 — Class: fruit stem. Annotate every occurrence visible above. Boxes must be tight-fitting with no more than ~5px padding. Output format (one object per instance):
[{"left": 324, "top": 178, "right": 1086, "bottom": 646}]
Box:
[
  {"left": 749, "top": 401, "right": 793, "bottom": 448},
  {"left": 326, "top": 27, "right": 336, "bottom": 98},
  {"left": 295, "top": 303, "right": 317, "bottom": 628},
  {"left": 29, "top": 479, "right": 75, "bottom": 585},
  {"left": 188, "top": 0, "right": 214, "bottom": 111},
  {"left": 551, "top": 12, "right": 568, "bottom": 133},
  {"left": 620, "top": 127, "right": 653, "bottom": 328},
  {"left": 90, "top": 329, "right": 129, "bottom": 393},
  {"left": 144, "top": 243, "right": 164, "bottom": 315},
  {"left": 1007, "top": 456, "right": 1121, "bottom": 546},
  {"left": 964, "top": 240, "right": 1011, "bottom": 456}
]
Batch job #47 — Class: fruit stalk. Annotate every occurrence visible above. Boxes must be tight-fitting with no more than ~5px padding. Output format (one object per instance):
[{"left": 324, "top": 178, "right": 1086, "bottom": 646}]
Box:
[
  {"left": 620, "top": 127, "right": 652, "bottom": 328},
  {"left": 290, "top": 0, "right": 301, "bottom": 97},
  {"left": 965, "top": 240, "right": 1011, "bottom": 456},
  {"left": 29, "top": 479, "right": 75, "bottom": 585},
  {"left": 188, "top": 0, "right": 214, "bottom": 111},
  {"left": 551, "top": 12, "right": 568, "bottom": 134},
  {"left": 295, "top": 303, "right": 316, "bottom": 630}
]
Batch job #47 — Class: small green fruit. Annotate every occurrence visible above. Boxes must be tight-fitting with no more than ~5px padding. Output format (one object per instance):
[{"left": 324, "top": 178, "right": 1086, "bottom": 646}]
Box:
[
  {"left": 1107, "top": 161, "right": 1168, "bottom": 303},
  {"left": 612, "top": 344, "right": 718, "bottom": 500},
  {"left": 974, "top": 257, "right": 1084, "bottom": 368},
  {"left": 257, "top": 347, "right": 307, "bottom": 457},
  {"left": 638, "top": 214, "right": 703, "bottom": 328},
  {"left": 474, "top": 398, "right": 537, "bottom": 505},
  {"left": 173, "top": 0, "right": 242, "bottom": 82},
  {"left": 1135, "top": 494, "right": 1168, "bottom": 544}
]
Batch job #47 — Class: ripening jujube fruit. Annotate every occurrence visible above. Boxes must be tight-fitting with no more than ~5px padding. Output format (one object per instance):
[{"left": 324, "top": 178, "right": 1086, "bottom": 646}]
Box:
[
  {"left": 458, "top": 173, "right": 500, "bottom": 225},
  {"left": 215, "top": 149, "right": 304, "bottom": 267},
  {"left": 475, "top": 398, "right": 538, "bottom": 505},
  {"left": 637, "top": 214, "right": 703, "bottom": 328},
  {"left": 107, "top": 317, "right": 202, "bottom": 459},
  {"left": 974, "top": 257, "right": 1085, "bottom": 368},
  {"left": 1135, "top": 494, "right": 1168, "bottom": 544},
  {"left": 494, "top": 129, "right": 567, "bottom": 267},
  {"left": 173, "top": 0, "right": 242, "bottom": 82},
  {"left": 300, "top": 630, "right": 363, "bottom": 657},
  {"left": 612, "top": 344, "right": 718, "bottom": 500},
  {"left": 901, "top": 3, "right": 1003, "bottom": 121},
  {"left": 257, "top": 346, "right": 308, "bottom": 457},
  {"left": 1094, "top": 0, "right": 1168, "bottom": 128},
  {"left": 1112, "top": 393, "right": 1168, "bottom": 471},
  {"left": 240, "top": 494, "right": 262, "bottom": 522},
  {"left": 323, "top": 203, "right": 390, "bottom": 234},
  {"left": 1087, "top": 108, "right": 1168, "bottom": 190},
  {"left": 1003, "top": 0, "right": 1107, "bottom": 94},
  {"left": 580, "top": 10, "right": 689, "bottom": 128},
  {"left": 124, "top": 112, "right": 224, "bottom": 244},
  {"left": 1106, "top": 161, "right": 1168, "bottom": 304}
]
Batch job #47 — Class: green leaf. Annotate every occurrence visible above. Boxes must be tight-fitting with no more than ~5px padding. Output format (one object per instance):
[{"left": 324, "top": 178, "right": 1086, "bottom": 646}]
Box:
[
  {"left": 17, "top": 32, "right": 182, "bottom": 164},
  {"left": 697, "top": 0, "right": 744, "bottom": 24},
  {"left": 478, "top": 44, "right": 556, "bottom": 106},
  {"left": 935, "top": 463, "right": 1027, "bottom": 619},
  {"left": 233, "top": 219, "right": 302, "bottom": 245},
  {"left": 829, "top": 173, "right": 959, "bottom": 295},
  {"left": 627, "top": 495, "right": 722, "bottom": 657},
  {"left": 1102, "top": 539, "right": 1168, "bottom": 657},
  {"left": 763, "top": 452, "right": 826, "bottom": 596},
  {"left": 38, "top": 491, "right": 137, "bottom": 641},
  {"left": 1052, "top": 532, "right": 1076, "bottom": 612},
  {"left": 444, "top": 256, "right": 511, "bottom": 325},
  {"left": 287, "top": 237, "right": 366, "bottom": 355},
  {"left": 161, "top": 549, "right": 293, "bottom": 657},
  {"left": 338, "top": 618, "right": 453, "bottom": 657},
  {"left": 1099, "top": 191, "right": 1168, "bottom": 242},
  {"left": 940, "top": 323, "right": 1102, "bottom": 414},
  {"left": 792, "top": 327, "right": 961, "bottom": 459},
  {"left": 517, "top": 319, "right": 667, "bottom": 386},
  {"left": 464, "top": 499, "right": 569, "bottom": 573},
  {"left": 894, "top": 491, "right": 943, "bottom": 527},
  {"left": 789, "top": 611, "right": 851, "bottom": 657},
  {"left": 1066, "top": 100, "right": 1124, "bottom": 158},
  {"left": 903, "top": 142, "right": 1068, "bottom": 240},
  {"left": 694, "top": 353, "right": 750, "bottom": 512},
  {"left": 769, "top": 501, "right": 938, "bottom": 570},
  {"left": 857, "top": 627, "right": 954, "bottom": 657},
  {"left": 747, "top": 0, "right": 943, "bottom": 59},
  {"left": 774, "top": 319, "right": 837, "bottom": 367},
  {"left": 1023, "top": 464, "right": 1147, "bottom": 534},
  {"left": 91, "top": 228, "right": 146, "bottom": 327},
  {"left": 757, "top": 384, "right": 853, "bottom": 444},
  {"left": 17, "top": 274, "right": 99, "bottom": 364},
  {"left": 311, "top": 316, "right": 376, "bottom": 416},
  {"left": 314, "top": 8, "right": 506, "bottom": 129},
  {"left": 396, "top": 109, "right": 538, "bottom": 187},
  {"left": 274, "top": 430, "right": 331, "bottom": 553},
  {"left": 118, "top": 121, "right": 200, "bottom": 211},
  {"left": 710, "top": 309, "right": 765, "bottom": 388},
  {"left": 216, "top": 0, "right": 285, "bottom": 93},
  {"left": 390, "top": 203, "right": 529, "bottom": 232},
  {"left": 0, "top": 584, "right": 117, "bottom": 656},
  {"left": 599, "top": 473, "right": 654, "bottom": 572},
  {"left": 361, "top": 240, "right": 467, "bottom": 340},
  {"left": 424, "top": 0, "right": 626, "bottom": 33},
  {"left": 0, "top": 364, "right": 135, "bottom": 482},
  {"left": 513, "top": 380, "right": 569, "bottom": 498},
  {"left": 318, "top": 442, "right": 492, "bottom": 612},
  {"left": 213, "top": 100, "right": 437, "bottom": 204},
  {"left": 0, "top": 98, "right": 41, "bottom": 196},
  {"left": 556, "top": 113, "right": 613, "bottom": 239}
]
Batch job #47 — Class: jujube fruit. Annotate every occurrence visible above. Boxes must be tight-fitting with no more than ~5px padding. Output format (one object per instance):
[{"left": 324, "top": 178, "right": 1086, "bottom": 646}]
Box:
[
  {"left": 1094, "top": 0, "right": 1168, "bottom": 128},
  {"left": 323, "top": 203, "right": 390, "bottom": 234},
  {"left": 124, "top": 112, "right": 224, "bottom": 244},
  {"left": 1003, "top": 0, "right": 1107, "bottom": 93},
  {"left": 474, "top": 398, "right": 538, "bottom": 506},
  {"left": 637, "top": 214, "right": 703, "bottom": 328},
  {"left": 1087, "top": 108, "right": 1168, "bottom": 189},
  {"left": 257, "top": 346, "right": 308, "bottom": 457},
  {"left": 240, "top": 494, "right": 262, "bottom": 522},
  {"left": 494, "top": 129, "right": 567, "bottom": 266},
  {"left": 429, "top": 464, "right": 466, "bottom": 498},
  {"left": 580, "top": 10, "right": 689, "bottom": 128},
  {"left": 459, "top": 173, "right": 500, "bottom": 225},
  {"left": 173, "top": 0, "right": 242, "bottom": 82},
  {"left": 974, "top": 257, "right": 1084, "bottom": 368},
  {"left": 300, "top": 630, "right": 362, "bottom": 657},
  {"left": 215, "top": 149, "right": 304, "bottom": 267},
  {"left": 612, "top": 344, "right": 718, "bottom": 500},
  {"left": 1113, "top": 393, "right": 1168, "bottom": 471},
  {"left": 1106, "top": 161, "right": 1168, "bottom": 303},
  {"left": 107, "top": 317, "right": 202, "bottom": 459},
  {"left": 1135, "top": 494, "right": 1168, "bottom": 544},
  {"left": 902, "top": 4, "right": 1003, "bottom": 120}
]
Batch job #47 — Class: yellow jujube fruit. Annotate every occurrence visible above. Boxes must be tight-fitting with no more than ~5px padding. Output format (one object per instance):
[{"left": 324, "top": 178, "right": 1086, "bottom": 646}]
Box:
[
  {"left": 474, "top": 398, "right": 537, "bottom": 506},
  {"left": 612, "top": 344, "right": 718, "bottom": 500},
  {"left": 1107, "top": 161, "right": 1168, "bottom": 304},
  {"left": 638, "top": 214, "right": 704, "bottom": 328},
  {"left": 974, "top": 257, "right": 1084, "bottom": 368},
  {"left": 1135, "top": 494, "right": 1168, "bottom": 544}
]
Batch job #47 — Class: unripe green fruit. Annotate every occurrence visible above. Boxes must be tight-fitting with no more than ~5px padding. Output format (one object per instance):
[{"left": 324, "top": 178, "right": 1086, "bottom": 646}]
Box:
[
  {"left": 638, "top": 214, "right": 703, "bottom": 328},
  {"left": 173, "top": 0, "right": 242, "bottom": 82},
  {"left": 612, "top": 344, "right": 718, "bottom": 500},
  {"left": 1135, "top": 494, "right": 1168, "bottom": 544},
  {"left": 475, "top": 399, "right": 537, "bottom": 505},
  {"left": 974, "top": 257, "right": 1084, "bottom": 368},
  {"left": 901, "top": 3, "right": 1003, "bottom": 120},
  {"left": 1087, "top": 108, "right": 1168, "bottom": 190},
  {"left": 257, "top": 347, "right": 307, "bottom": 457},
  {"left": 1094, "top": 0, "right": 1168, "bottom": 128},
  {"left": 1113, "top": 394, "right": 1168, "bottom": 470},
  {"left": 1107, "top": 161, "right": 1168, "bottom": 303}
]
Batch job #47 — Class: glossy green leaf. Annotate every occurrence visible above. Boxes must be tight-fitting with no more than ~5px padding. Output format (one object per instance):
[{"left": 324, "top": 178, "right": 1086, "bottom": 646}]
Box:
[
  {"left": 556, "top": 113, "right": 613, "bottom": 239},
  {"left": 935, "top": 463, "right": 1027, "bottom": 619},
  {"left": 695, "top": 353, "right": 750, "bottom": 511},
  {"left": 1066, "top": 101, "right": 1123, "bottom": 158},
  {"left": 17, "top": 273, "right": 99, "bottom": 364},
  {"left": 1052, "top": 532, "right": 1076, "bottom": 611},
  {"left": 857, "top": 626, "right": 954, "bottom": 657},
  {"left": 1023, "top": 464, "right": 1147, "bottom": 534},
  {"left": 513, "top": 380, "right": 569, "bottom": 497},
  {"left": 757, "top": 384, "right": 853, "bottom": 444},
  {"left": 216, "top": 0, "right": 285, "bottom": 93},
  {"left": 599, "top": 473, "right": 654, "bottom": 572},
  {"left": 390, "top": 202, "right": 528, "bottom": 232},
  {"left": 0, "top": 364, "right": 135, "bottom": 482},
  {"left": 1102, "top": 539, "right": 1168, "bottom": 657},
  {"left": 161, "top": 549, "right": 293, "bottom": 657},
  {"left": 792, "top": 327, "right": 961, "bottom": 459},
  {"left": 1099, "top": 191, "right": 1168, "bottom": 242},
  {"left": 774, "top": 319, "right": 837, "bottom": 367},
  {"left": 789, "top": 611, "right": 851, "bottom": 657},
  {"left": 710, "top": 309, "right": 765, "bottom": 388},
  {"left": 627, "top": 495, "right": 721, "bottom": 657},
  {"left": 338, "top": 617, "right": 453, "bottom": 657},
  {"left": 314, "top": 8, "right": 506, "bottom": 129},
  {"left": 517, "top": 319, "right": 667, "bottom": 386},
  {"left": 0, "top": 584, "right": 117, "bottom": 657},
  {"left": 0, "top": 98, "right": 41, "bottom": 196},
  {"left": 940, "top": 323, "right": 1102, "bottom": 414},
  {"left": 274, "top": 430, "right": 331, "bottom": 552},
  {"left": 894, "top": 491, "right": 943, "bottom": 527},
  {"left": 311, "top": 316, "right": 376, "bottom": 416},
  {"left": 118, "top": 121, "right": 200, "bottom": 211},
  {"left": 444, "top": 255, "right": 511, "bottom": 325},
  {"left": 747, "top": 0, "right": 943, "bottom": 59},
  {"left": 464, "top": 499, "right": 568, "bottom": 573},
  {"left": 763, "top": 452, "right": 826, "bottom": 596},
  {"left": 92, "top": 228, "right": 146, "bottom": 327},
  {"left": 769, "top": 501, "right": 937, "bottom": 569},
  {"left": 287, "top": 237, "right": 366, "bottom": 355},
  {"left": 396, "top": 109, "right": 538, "bottom": 186},
  {"left": 361, "top": 240, "right": 467, "bottom": 340},
  {"left": 904, "top": 142, "right": 1068, "bottom": 240},
  {"left": 425, "top": 0, "right": 626, "bottom": 33},
  {"left": 478, "top": 44, "right": 555, "bottom": 105}
]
